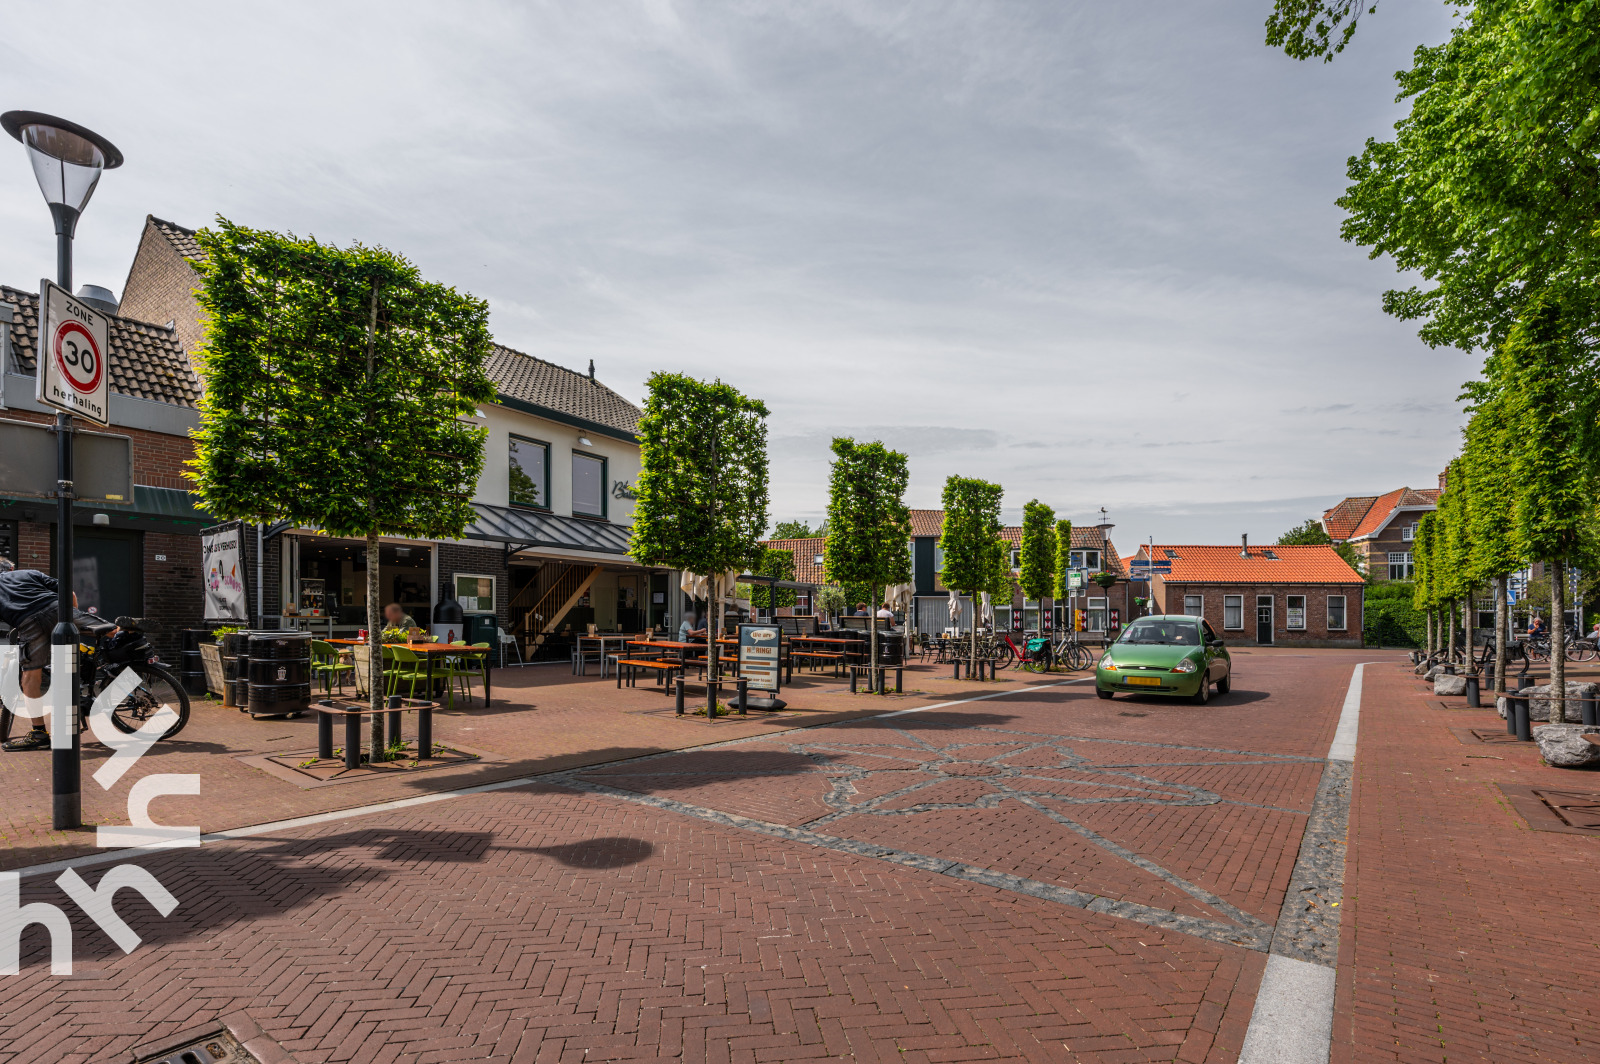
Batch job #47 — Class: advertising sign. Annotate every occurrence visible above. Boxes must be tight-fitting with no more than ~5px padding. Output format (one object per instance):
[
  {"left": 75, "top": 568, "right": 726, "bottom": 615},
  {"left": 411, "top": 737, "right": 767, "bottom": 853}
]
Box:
[
  {"left": 738, "top": 622, "right": 782, "bottom": 692},
  {"left": 201, "top": 521, "right": 249, "bottom": 622},
  {"left": 36, "top": 279, "right": 111, "bottom": 426}
]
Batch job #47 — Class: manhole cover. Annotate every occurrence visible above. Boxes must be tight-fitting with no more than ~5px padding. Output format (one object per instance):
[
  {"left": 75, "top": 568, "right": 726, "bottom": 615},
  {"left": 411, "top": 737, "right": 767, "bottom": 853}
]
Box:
[
  {"left": 1500, "top": 784, "right": 1600, "bottom": 836},
  {"left": 128, "top": 1027, "right": 260, "bottom": 1064}
]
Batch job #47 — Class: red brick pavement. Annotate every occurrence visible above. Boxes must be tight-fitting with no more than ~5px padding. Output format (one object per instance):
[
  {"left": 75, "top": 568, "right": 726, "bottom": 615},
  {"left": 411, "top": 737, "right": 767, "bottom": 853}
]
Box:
[
  {"left": 0, "top": 646, "right": 1390, "bottom": 1064},
  {"left": 1335, "top": 661, "right": 1600, "bottom": 1063}
]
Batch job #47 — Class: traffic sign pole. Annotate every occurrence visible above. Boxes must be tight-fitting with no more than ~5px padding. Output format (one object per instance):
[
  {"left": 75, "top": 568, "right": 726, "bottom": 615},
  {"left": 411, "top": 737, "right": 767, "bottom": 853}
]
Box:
[{"left": 51, "top": 220, "right": 80, "bottom": 832}]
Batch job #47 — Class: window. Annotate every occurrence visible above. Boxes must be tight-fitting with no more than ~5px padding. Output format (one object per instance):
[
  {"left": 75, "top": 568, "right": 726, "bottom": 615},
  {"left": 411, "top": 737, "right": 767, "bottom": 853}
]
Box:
[
  {"left": 1286, "top": 595, "right": 1306, "bottom": 629},
  {"left": 572, "top": 452, "right": 606, "bottom": 518},
  {"left": 1009, "top": 548, "right": 1021, "bottom": 570},
  {"left": 1070, "top": 549, "right": 1102, "bottom": 571},
  {"left": 934, "top": 545, "right": 945, "bottom": 574},
  {"left": 1387, "top": 551, "right": 1413, "bottom": 581},
  {"left": 813, "top": 554, "right": 823, "bottom": 566},
  {"left": 508, "top": 436, "right": 549, "bottom": 509},
  {"left": 1183, "top": 594, "right": 1203, "bottom": 617},
  {"left": 1401, "top": 523, "right": 1416, "bottom": 541},
  {"left": 995, "top": 604, "right": 1012, "bottom": 630},
  {"left": 1327, "top": 595, "right": 1347, "bottom": 631},
  {"left": 1223, "top": 595, "right": 1243, "bottom": 630},
  {"left": 1087, "top": 596, "right": 1107, "bottom": 632},
  {"left": 794, "top": 593, "right": 811, "bottom": 617}
]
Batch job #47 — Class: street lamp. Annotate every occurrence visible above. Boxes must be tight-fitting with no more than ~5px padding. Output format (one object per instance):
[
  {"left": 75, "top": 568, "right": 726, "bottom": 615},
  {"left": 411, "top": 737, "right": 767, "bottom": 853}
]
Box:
[{"left": 2, "top": 110, "right": 123, "bottom": 830}]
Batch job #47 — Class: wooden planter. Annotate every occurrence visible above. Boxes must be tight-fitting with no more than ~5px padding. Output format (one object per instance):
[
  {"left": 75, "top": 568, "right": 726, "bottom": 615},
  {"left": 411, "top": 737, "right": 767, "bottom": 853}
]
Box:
[{"left": 199, "top": 642, "right": 226, "bottom": 701}]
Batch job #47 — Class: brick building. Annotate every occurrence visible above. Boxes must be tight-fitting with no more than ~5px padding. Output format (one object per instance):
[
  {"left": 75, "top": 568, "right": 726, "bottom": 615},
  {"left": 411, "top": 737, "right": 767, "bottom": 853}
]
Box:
[
  {"left": 0, "top": 284, "right": 211, "bottom": 660},
  {"left": 1321, "top": 483, "right": 1440, "bottom": 583},
  {"left": 1134, "top": 541, "right": 1365, "bottom": 649}
]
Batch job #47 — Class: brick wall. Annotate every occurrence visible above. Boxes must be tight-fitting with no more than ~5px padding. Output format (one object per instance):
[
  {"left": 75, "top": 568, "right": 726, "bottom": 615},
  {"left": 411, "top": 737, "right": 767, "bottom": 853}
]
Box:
[
  {"left": 1153, "top": 580, "right": 1364, "bottom": 649},
  {"left": 437, "top": 543, "right": 510, "bottom": 627},
  {"left": 118, "top": 222, "right": 206, "bottom": 353},
  {"left": 144, "top": 531, "right": 204, "bottom": 660}
]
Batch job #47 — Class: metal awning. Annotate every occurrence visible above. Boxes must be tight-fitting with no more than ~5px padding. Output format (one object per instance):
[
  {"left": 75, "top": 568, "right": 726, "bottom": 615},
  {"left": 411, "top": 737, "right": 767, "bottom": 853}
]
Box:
[
  {"left": 465, "top": 502, "right": 634, "bottom": 556},
  {"left": 132, "top": 485, "right": 212, "bottom": 523},
  {"left": 735, "top": 575, "right": 818, "bottom": 590}
]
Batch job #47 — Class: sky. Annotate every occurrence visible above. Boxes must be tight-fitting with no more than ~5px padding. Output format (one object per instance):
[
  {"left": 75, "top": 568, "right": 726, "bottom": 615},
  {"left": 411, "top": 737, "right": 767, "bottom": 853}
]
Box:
[{"left": 0, "top": 1, "right": 1473, "bottom": 554}]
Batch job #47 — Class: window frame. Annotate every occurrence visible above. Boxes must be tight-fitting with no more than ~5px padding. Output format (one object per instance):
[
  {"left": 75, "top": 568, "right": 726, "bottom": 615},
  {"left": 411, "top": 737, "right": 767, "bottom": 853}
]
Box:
[
  {"left": 1223, "top": 595, "right": 1243, "bottom": 630},
  {"left": 508, "top": 434, "right": 552, "bottom": 511},
  {"left": 1070, "top": 549, "right": 1102, "bottom": 571},
  {"left": 1286, "top": 594, "right": 1307, "bottom": 630},
  {"left": 1327, "top": 594, "right": 1348, "bottom": 631},
  {"left": 1087, "top": 595, "right": 1108, "bottom": 632},
  {"left": 571, "top": 451, "right": 608, "bottom": 519},
  {"left": 1183, "top": 594, "right": 1203, "bottom": 617},
  {"left": 1387, "top": 551, "right": 1414, "bottom": 581}
]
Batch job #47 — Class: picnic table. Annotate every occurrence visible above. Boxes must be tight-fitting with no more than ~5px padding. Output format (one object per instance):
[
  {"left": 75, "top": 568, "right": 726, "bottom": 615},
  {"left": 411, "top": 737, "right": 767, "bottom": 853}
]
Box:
[
  {"left": 328, "top": 639, "right": 492, "bottom": 707},
  {"left": 792, "top": 635, "right": 863, "bottom": 663},
  {"left": 577, "top": 633, "right": 640, "bottom": 676}
]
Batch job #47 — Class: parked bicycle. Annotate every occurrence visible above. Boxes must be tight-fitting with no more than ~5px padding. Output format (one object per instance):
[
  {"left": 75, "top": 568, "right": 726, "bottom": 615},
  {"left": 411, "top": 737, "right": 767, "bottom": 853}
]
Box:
[{"left": 1, "top": 616, "right": 190, "bottom": 745}]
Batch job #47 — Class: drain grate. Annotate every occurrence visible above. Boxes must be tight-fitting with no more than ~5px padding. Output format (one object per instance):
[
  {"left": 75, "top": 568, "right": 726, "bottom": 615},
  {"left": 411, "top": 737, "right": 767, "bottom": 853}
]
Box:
[
  {"left": 1500, "top": 784, "right": 1600, "bottom": 836},
  {"left": 129, "top": 1027, "right": 260, "bottom": 1064},
  {"left": 1469, "top": 728, "right": 1524, "bottom": 744}
]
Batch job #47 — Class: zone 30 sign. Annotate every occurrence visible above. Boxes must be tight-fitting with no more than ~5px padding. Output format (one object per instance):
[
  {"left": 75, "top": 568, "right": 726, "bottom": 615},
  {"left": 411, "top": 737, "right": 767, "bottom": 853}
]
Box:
[{"left": 35, "top": 279, "right": 110, "bottom": 426}]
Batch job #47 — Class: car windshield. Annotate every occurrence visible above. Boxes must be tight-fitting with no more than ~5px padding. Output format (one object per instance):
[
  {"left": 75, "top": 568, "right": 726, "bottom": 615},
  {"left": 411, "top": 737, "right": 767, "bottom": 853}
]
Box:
[{"left": 1118, "top": 619, "right": 1201, "bottom": 646}]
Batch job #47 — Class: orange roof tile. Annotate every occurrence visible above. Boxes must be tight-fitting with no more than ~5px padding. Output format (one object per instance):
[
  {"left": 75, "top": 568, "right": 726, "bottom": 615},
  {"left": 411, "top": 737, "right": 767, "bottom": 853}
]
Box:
[
  {"left": 909, "top": 509, "right": 944, "bottom": 537},
  {"left": 1322, "top": 496, "right": 1377, "bottom": 540},
  {"left": 1140, "top": 544, "right": 1361, "bottom": 584},
  {"left": 758, "top": 538, "right": 828, "bottom": 585},
  {"left": 1345, "top": 487, "right": 1439, "bottom": 540}
]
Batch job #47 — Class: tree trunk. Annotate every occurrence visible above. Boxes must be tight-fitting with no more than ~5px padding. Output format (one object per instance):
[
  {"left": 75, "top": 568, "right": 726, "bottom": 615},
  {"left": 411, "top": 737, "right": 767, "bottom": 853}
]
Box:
[
  {"left": 1463, "top": 595, "right": 1475, "bottom": 675},
  {"left": 367, "top": 528, "right": 384, "bottom": 762},
  {"left": 869, "top": 583, "right": 879, "bottom": 694},
  {"left": 1494, "top": 575, "right": 1508, "bottom": 695},
  {"left": 970, "top": 592, "right": 978, "bottom": 676},
  {"left": 1446, "top": 603, "right": 1456, "bottom": 664},
  {"left": 1425, "top": 609, "right": 1433, "bottom": 657},
  {"left": 1551, "top": 559, "right": 1567, "bottom": 724}
]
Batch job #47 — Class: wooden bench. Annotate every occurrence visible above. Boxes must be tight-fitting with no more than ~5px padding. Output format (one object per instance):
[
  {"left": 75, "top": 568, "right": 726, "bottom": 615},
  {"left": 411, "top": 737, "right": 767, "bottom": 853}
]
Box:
[
  {"left": 847, "top": 663, "right": 903, "bottom": 694},
  {"left": 792, "top": 650, "right": 845, "bottom": 677},
  {"left": 615, "top": 659, "right": 683, "bottom": 689}
]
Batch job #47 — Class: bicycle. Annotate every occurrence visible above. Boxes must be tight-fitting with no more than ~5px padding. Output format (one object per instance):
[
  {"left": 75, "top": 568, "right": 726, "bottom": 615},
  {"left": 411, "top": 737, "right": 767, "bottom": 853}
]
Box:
[
  {"left": 1051, "top": 630, "right": 1095, "bottom": 671},
  {"left": 1, "top": 615, "right": 191, "bottom": 745}
]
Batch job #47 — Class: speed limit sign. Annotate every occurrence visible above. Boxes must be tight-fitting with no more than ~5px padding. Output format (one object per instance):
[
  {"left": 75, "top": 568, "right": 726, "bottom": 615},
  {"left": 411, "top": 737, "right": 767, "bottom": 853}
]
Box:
[{"left": 35, "top": 278, "right": 111, "bottom": 425}]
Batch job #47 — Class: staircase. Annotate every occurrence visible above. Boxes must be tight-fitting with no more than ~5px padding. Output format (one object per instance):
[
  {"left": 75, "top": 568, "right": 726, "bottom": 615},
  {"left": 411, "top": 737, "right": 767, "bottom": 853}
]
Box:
[{"left": 511, "top": 562, "right": 603, "bottom": 657}]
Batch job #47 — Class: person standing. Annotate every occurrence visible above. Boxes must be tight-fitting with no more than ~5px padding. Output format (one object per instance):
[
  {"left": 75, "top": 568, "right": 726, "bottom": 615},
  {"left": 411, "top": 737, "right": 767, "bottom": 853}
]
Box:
[{"left": 0, "top": 557, "right": 82, "bottom": 752}]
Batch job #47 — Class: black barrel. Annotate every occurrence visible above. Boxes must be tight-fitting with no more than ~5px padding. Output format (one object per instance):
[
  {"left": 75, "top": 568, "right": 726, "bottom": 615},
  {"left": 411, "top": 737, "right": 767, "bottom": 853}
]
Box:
[
  {"left": 180, "top": 628, "right": 211, "bottom": 653},
  {"left": 246, "top": 632, "right": 312, "bottom": 717},
  {"left": 221, "top": 631, "right": 254, "bottom": 708}
]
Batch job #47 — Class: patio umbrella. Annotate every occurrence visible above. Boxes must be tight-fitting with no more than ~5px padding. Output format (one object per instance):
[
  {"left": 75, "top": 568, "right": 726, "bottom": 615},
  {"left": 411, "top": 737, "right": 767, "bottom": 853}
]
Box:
[
  {"left": 947, "top": 590, "right": 961, "bottom": 626},
  {"left": 883, "top": 583, "right": 913, "bottom": 612},
  {"left": 980, "top": 591, "right": 993, "bottom": 625}
]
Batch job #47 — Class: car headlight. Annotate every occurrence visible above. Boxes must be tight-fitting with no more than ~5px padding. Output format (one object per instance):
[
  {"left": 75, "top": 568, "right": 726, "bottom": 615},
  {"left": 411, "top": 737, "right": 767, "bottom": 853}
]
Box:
[
  {"left": 1171, "top": 658, "right": 1199, "bottom": 673},
  {"left": 1099, "top": 656, "right": 1117, "bottom": 670}
]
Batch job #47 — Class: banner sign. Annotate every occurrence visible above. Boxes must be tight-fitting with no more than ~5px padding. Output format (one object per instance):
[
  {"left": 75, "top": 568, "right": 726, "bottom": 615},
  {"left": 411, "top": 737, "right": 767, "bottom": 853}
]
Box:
[
  {"left": 738, "top": 623, "right": 782, "bottom": 692},
  {"left": 201, "top": 521, "right": 249, "bottom": 622}
]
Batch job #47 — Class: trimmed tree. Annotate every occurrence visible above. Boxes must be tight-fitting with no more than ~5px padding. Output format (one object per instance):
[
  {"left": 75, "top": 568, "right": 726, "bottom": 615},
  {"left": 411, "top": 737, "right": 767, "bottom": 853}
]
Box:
[
  {"left": 823, "top": 438, "right": 912, "bottom": 686},
  {"left": 1412, "top": 513, "right": 1437, "bottom": 657},
  {"left": 630, "top": 373, "right": 769, "bottom": 693},
  {"left": 1054, "top": 518, "right": 1073, "bottom": 630},
  {"left": 1018, "top": 501, "right": 1057, "bottom": 634},
  {"left": 189, "top": 218, "right": 494, "bottom": 762},
  {"left": 1505, "top": 297, "right": 1597, "bottom": 723},
  {"left": 747, "top": 548, "right": 796, "bottom": 614},
  {"left": 1462, "top": 387, "right": 1521, "bottom": 693},
  {"left": 939, "top": 477, "right": 1005, "bottom": 670}
]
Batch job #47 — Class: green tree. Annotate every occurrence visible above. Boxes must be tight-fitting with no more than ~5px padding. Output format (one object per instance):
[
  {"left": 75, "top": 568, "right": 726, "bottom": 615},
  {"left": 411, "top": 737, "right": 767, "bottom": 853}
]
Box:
[
  {"left": 814, "top": 584, "right": 846, "bottom": 621},
  {"left": 1017, "top": 501, "right": 1057, "bottom": 631},
  {"left": 189, "top": 218, "right": 494, "bottom": 761},
  {"left": 771, "top": 519, "right": 818, "bottom": 540},
  {"left": 823, "top": 438, "right": 912, "bottom": 683},
  {"left": 1278, "top": 517, "right": 1367, "bottom": 576},
  {"left": 939, "top": 476, "right": 1005, "bottom": 668},
  {"left": 630, "top": 373, "right": 770, "bottom": 687},
  {"left": 1333, "top": 4, "right": 1600, "bottom": 356},
  {"left": 1412, "top": 513, "right": 1438, "bottom": 655},
  {"left": 1505, "top": 296, "right": 1598, "bottom": 722},
  {"left": 1054, "top": 518, "right": 1074, "bottom": 627},
  {"left": 1462, "top": 389, "right": 1522, "bottom": 691},
  {"left": 747, "top": 548, "right": 796, "bottom": 611},
  {"left": 1265, "top": 0, "right": 1377, "bottom": 61}
]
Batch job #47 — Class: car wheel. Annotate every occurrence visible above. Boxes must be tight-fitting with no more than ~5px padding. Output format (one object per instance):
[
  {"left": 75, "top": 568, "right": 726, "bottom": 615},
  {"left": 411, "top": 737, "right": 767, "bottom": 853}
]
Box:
[
  {"left": 1096, "top": 688, "right": 1113, "bottom": 700},
  {"left": 1192, "top": 677, "right": 1210, "bottom": 705},
  {"left": 1216, "top": 672, "right": 1230, "bottom": 695}
]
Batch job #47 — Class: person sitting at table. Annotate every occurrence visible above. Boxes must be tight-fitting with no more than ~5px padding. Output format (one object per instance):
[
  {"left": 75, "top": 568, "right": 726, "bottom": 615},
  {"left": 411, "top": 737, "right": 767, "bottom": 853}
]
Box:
[
  {"left": 677, "top": 610, "right": 707, "bottom": 643},
  {"left": 876, "top": 602, "right": 896, "bottom": 622},
  {"left": 384, "top": 602, "right": 418, "bottom": 630}
]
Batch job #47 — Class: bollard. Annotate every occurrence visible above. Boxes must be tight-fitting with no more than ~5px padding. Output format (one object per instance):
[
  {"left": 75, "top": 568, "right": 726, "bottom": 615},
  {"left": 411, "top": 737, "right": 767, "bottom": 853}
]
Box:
[
  {"left": 1465, "top": 675, "right": 1480, "bottom": 707},
  {"left": 1584, "top": 696, "right": 1598, "bottom": 728},
  {"left": 737, "top": 678, "right": 748, "bottom": 715},
  {"left": 675, "top": 676, "right": 685, "bottom": 716},
  {"left": 418, "top": 699, "right": 433, "bottom": 760},
  {"left": 317, "top": 707, "right": 334, "bottom": 761},
  {"left": 1443, "top": 663, "right": 1456, "bottom": 675},
  {"left": 386, "top": 694, "right": 402, "bottom": 750},
  {"left": 707, "top": 680, "right": 718, "bottom": 721},
  {"left": 953, "top": 659, "right": 962, "bottom": 681},
  {"left": 345, "top": 710, "right": 362, "bottom": 771},
  {"left": 1514, "top": 696, "right": 1532, "bottom": 742},
  {"left": 1506, "top": 692, "right": 1518, "bottom": 735},
  {"left": 1517, "top": 666, "right": 1530, "bottom": 691}
]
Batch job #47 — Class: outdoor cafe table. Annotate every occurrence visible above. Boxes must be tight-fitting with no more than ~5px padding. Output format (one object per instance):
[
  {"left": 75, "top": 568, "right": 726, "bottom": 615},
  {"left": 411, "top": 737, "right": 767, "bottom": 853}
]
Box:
[
  {"left": 625, "top": 639, "right": 708, "bottom": 671},
  {"left": 328, "top": 639, "right": 492, "bottom": 707},
  {"left": 578, "top": 633, "right": 639, "bottom": 677}
]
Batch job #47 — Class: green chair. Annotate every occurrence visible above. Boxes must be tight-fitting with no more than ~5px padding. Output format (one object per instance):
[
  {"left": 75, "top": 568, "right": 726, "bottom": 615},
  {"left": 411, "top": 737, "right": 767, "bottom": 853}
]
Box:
[
  {"left": 386, "top": 646, "right": 427, "bottom": 700},
  {"left": 447, "top": 643, "right": 492, "bottom": 707},
  {"left": 311, "top": 640, "right": 354, "bottom": 694}
]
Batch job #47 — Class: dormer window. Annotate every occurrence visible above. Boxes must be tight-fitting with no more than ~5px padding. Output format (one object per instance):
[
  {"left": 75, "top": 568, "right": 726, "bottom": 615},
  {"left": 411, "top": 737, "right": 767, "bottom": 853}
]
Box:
[
  {"left": 1070, "top": 549, "right": 1102, "bottom": 571},
  {"left": 1402, "top": 522, "right": 1417, "bottom": 541}
]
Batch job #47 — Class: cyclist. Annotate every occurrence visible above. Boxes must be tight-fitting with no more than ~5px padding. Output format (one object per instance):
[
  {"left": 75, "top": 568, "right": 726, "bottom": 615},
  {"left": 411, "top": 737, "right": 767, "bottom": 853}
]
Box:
[
  {"left": 1528, "top": 614, "right": 1547, "bottom": 640},
  {"left": 0, "top": 557, "right": 88, "bottom": 752}
]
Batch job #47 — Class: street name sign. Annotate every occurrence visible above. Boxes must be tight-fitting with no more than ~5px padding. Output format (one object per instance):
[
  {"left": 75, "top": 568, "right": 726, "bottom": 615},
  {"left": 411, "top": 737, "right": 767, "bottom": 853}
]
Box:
[{"left": 36, "top": 278, "right": 111, "bottom": 426}]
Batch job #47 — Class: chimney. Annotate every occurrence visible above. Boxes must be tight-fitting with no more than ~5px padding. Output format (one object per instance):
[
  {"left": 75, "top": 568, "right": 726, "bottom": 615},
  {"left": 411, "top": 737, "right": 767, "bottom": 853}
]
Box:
[
  {"left": 1438, "top": 468, "right": 1448, "bottom": 492},
  {"left": 1240, "top": 533, "right": 1248, "bottom": 558},
  {"left": 75, "top": 284, "right": 119, "bottom": 316},
  {"left": 588, "top": 359, "right": 595, "bottom": 381}
]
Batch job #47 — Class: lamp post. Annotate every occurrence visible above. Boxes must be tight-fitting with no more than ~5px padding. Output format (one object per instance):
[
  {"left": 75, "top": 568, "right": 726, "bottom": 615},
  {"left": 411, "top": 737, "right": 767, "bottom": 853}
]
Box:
[{"left": 2, "top": 111, "right": 123, "bottom": 830}]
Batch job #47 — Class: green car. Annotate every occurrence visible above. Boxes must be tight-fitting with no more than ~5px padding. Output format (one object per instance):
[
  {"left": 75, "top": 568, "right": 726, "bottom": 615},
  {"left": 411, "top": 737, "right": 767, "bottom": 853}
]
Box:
[{"left": 1095, "top": 615, "right": 1232, "bottom": 704}]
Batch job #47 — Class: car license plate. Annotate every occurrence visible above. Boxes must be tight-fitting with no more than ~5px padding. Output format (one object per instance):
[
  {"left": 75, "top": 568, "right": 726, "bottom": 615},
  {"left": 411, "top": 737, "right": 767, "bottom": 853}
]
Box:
[{"left": 1124, "top": 676, "right": 1162, "bottom": 687}]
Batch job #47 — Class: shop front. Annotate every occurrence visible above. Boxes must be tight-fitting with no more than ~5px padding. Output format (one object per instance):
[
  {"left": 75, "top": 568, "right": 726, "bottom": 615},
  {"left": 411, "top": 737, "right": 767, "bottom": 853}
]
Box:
[{"left": 278, "top": 534, "right": 437, "bottom": 636}]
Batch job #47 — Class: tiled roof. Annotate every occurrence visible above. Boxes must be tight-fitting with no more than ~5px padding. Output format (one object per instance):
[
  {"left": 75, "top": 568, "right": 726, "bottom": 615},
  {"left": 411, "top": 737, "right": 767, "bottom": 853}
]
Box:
[
  {"left": 487, "top": 345, "right": 641, "bottom": 438},
  {"left": 1322, "top": 496, "right": 1377, "bottom": 540},
  {"left": 1140, "top": 544, "right": 1362, "bottom": 584},
  {"left": 1344, "top": 487, "right": 1440, "bottom": 540},
  {"left": 150, "top": 216, "right": 204, "bottom": 262},
  {"left": 759, "top": 537, "right": 828, "bottom": 585},
  {"left": 909, "top": 509, "right": 944, "bottom": 537},
  {"left": 1, "top": 285, "right": 201, "bottom": 408},
  {"left": 913, "top": 509, "right": 1124, "bottom": 576}
]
